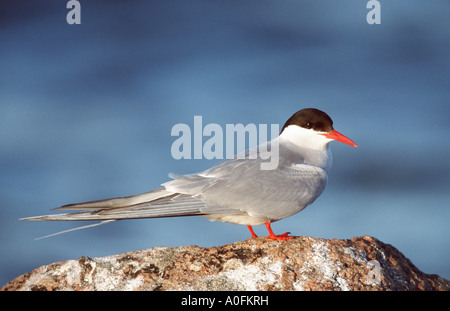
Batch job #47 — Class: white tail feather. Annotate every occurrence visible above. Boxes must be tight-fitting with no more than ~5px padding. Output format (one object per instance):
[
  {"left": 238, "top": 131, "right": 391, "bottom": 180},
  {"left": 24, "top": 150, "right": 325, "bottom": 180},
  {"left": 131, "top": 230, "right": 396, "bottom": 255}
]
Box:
[{"left": 34, "top": 220, "right": 116, "bottom": 240}]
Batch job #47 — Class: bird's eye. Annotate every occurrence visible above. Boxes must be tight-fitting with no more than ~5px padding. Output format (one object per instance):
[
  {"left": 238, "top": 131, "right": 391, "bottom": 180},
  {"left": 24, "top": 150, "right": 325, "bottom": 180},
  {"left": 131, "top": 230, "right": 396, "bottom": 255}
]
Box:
[{"left": 305, "top": 122, "right": 312, "bottom": 129}]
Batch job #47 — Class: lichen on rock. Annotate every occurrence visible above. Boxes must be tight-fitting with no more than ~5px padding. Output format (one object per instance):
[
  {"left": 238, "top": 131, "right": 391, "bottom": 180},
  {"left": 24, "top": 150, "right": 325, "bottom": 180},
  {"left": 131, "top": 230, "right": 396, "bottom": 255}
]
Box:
[{"left": 2, "top": 236, "right": 449, "bottom": 291}]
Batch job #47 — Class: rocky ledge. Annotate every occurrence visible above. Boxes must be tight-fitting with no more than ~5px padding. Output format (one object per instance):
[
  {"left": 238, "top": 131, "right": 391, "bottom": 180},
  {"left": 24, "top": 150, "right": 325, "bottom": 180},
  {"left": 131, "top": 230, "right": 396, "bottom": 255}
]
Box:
[{"left": 2, "top": 236, "right": 448, "bottom": 291}]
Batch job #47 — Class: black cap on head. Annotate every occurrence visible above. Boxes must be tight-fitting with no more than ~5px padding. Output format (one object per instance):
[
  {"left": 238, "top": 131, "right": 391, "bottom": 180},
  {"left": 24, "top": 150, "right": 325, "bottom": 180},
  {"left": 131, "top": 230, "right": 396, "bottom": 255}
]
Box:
[{"left": 280, "top": 108, "right": 334, "bottom": 134}]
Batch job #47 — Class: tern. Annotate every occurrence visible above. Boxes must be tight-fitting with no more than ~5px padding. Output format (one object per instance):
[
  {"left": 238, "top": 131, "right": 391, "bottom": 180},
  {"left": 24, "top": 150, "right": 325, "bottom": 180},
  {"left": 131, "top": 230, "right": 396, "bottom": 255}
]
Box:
[{"left": 22, "top": 108, "right": 357, "bottom": 240}]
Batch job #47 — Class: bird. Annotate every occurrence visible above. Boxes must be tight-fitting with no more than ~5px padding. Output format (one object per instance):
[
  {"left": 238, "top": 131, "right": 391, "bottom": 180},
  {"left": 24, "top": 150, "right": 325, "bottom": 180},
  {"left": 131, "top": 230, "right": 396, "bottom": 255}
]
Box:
[{"left": 22, "top": 108, "right": 357, "bottom": 240}]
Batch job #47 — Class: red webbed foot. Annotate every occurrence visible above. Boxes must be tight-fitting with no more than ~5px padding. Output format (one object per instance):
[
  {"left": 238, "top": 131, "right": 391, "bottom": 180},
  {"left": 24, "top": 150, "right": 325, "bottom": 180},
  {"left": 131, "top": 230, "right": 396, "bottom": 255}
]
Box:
[{"left": 265, "top": 222, "right": 293, "bottom": 240}]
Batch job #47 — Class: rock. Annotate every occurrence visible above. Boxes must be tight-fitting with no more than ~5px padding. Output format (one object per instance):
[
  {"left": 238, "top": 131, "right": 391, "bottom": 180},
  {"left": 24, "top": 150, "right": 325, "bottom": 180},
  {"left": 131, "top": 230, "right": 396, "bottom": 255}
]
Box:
[{"left": 2, "top": 236, "right": 449, "bottom": 291}]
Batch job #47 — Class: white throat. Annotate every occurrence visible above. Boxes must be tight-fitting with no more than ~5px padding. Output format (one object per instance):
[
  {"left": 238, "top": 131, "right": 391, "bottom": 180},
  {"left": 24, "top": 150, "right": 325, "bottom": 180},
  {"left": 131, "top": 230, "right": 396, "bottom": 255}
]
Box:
[
  {"left": 278, "top": 125, "right": 333, "bottom": 171},
  {"left": 279, "top": 125, "right": 333, "bottom": 150}
]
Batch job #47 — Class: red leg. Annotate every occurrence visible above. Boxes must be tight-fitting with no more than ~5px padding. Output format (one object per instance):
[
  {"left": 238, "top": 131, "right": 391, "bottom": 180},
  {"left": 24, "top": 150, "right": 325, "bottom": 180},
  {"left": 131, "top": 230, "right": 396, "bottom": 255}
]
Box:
[
  {"left": 265, "top": 222, "right": 292, "bottom": 240},
  {"left": 247, "top": 225, "right": 258, "bottom": 238}
]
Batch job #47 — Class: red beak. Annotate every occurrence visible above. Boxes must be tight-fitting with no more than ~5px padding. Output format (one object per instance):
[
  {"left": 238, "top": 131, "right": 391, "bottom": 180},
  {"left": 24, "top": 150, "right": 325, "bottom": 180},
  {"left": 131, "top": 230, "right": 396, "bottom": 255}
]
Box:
[{"left": 322, "top": 130, "right": 358, "bottom": 148}]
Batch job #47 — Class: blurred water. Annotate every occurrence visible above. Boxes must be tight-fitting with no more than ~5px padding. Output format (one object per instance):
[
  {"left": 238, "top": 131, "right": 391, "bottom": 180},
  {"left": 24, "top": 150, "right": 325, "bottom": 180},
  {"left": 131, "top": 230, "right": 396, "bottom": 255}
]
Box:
[{"left": 1, "top": 0, "right": 449, "bottom": 286}]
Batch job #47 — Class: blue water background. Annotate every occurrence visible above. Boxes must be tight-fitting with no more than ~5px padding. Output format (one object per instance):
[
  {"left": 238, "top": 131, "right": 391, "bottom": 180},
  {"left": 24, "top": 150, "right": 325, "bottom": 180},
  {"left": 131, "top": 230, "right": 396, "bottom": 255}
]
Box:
[{"left": 1, "top": 0, "right": 449, "bottom": 286}]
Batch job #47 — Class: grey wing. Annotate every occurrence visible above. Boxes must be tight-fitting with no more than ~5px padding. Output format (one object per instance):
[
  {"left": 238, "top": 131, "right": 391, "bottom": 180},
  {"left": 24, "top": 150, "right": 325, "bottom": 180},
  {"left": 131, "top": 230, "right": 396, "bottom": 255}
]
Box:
[
  {"left": 21, "top": 186, "right": 238, "bottom": 240},
  {"left": 22, "top": 187, "right": 241, "bottom": 222},
  {"left": 22, "top": 140, "right": 326, "bottom": 225},
  {"left": 164, "top": 156, "right": 328, "bottom": 221},
  {"left": 21, "top": 189, "right": 207, "bottom": 222}
]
